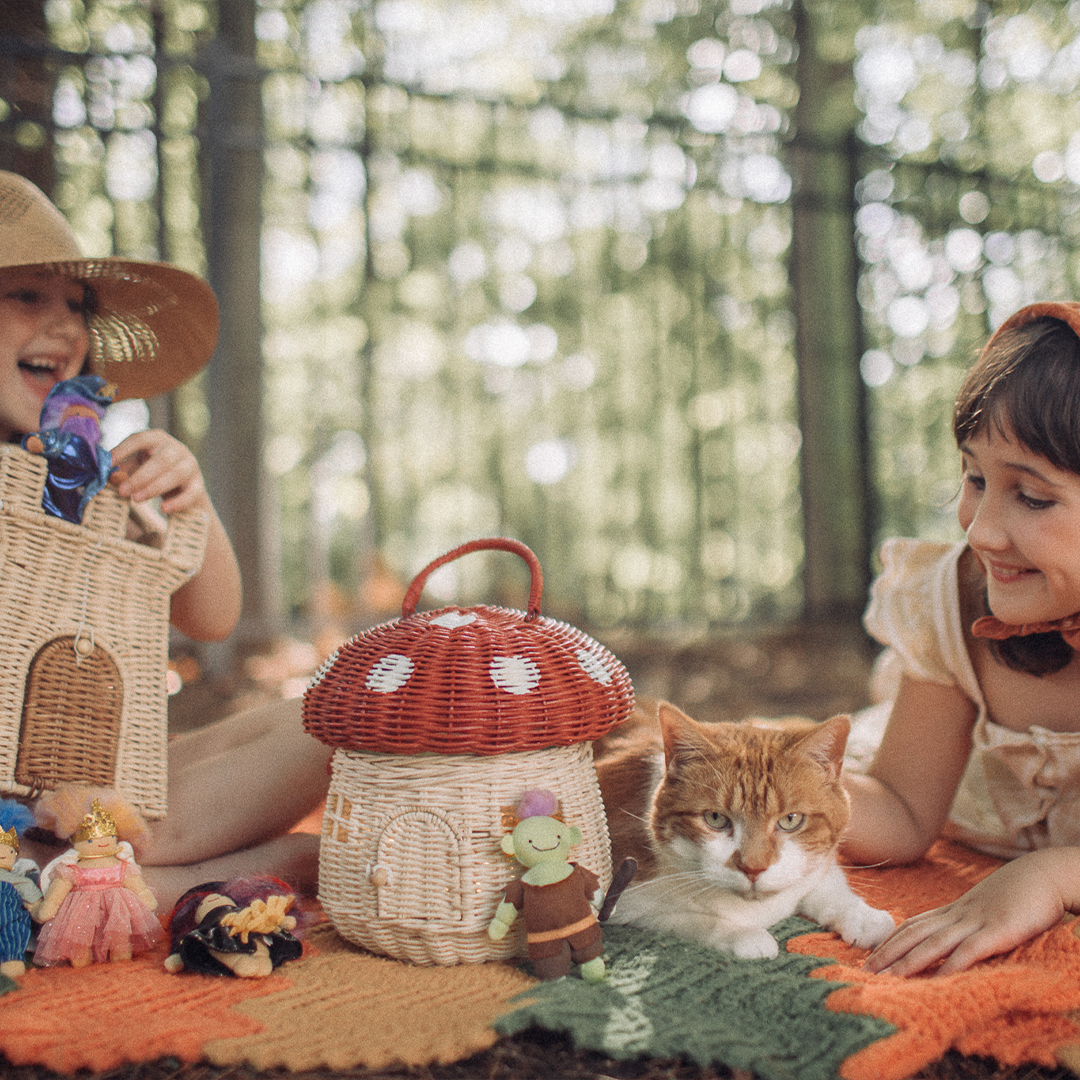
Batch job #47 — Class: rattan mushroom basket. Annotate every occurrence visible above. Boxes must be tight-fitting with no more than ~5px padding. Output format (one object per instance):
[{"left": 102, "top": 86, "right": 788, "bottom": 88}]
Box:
[{"left": 302, "top": 536, "right": 635, "bottom": 965}]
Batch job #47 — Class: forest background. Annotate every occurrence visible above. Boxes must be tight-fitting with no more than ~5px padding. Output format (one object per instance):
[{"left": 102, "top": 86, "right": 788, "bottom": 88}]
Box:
[
  {"left": 2, "top": 0, "right": 1078, "bottom": 683},
  {"left": 5, "top": 5, "right": 1080, "bottom": 1079}
]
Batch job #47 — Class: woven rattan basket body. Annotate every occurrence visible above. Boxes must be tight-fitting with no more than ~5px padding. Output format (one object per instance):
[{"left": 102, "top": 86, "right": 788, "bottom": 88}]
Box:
[
  {"left": 304, "top": 537, "right": 635, "bottom": 965},
  {"left": 320, "top": 742, "right": 610, "bottom": 965},
  {"left": 0, "top": 445, "right": 208, "bottom": 818}
]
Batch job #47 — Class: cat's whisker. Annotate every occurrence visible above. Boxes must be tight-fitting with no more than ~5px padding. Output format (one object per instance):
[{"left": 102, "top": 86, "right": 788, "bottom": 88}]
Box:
[
  {"left": 626, "top": 868, "right": 713, "bottom": 891},
  {"left": 648, "top": 864, "right": 720, "bottom": 881},
  {"left": 630, "top": 871, "right": 737, "bottom": 905}
]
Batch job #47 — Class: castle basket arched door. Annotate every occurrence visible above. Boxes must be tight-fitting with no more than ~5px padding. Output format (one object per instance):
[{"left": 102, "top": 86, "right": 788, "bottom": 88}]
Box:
[{"left": 16, "top": 636, "right": 122, "bottom": 792}]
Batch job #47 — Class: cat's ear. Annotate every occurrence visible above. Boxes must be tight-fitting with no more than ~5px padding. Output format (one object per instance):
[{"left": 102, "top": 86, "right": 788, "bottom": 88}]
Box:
[
  {"left": 794, "top": 714, "right": 850, "bottom": 782},
  {"left": 658, "top": 701, "right": 706, "bottom": 769}
]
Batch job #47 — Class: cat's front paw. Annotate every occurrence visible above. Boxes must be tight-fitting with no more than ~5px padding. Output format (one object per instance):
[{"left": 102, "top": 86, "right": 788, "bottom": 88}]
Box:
[
  {"left": 721, "top": 928, "right": 780, "bottom": 960},
  {"left": 835, "top": 902, "right": 895, "bottom": 949}
]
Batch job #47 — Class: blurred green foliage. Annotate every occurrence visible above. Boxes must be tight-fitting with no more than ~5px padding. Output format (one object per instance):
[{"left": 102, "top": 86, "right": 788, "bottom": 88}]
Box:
[{"left": 22, "top": 0, "right": 1080, "bottom": 630}]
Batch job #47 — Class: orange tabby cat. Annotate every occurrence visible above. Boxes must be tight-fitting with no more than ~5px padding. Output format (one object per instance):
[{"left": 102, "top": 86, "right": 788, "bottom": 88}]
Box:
[{"left": 595, "top": 701, "right": 894, "bottom": 959}]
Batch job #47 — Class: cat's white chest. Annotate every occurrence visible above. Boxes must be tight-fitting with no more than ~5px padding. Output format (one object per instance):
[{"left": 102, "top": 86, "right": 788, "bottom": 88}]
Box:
[{"left": 610, "top": 853, "right": 893, "bottom": 960}]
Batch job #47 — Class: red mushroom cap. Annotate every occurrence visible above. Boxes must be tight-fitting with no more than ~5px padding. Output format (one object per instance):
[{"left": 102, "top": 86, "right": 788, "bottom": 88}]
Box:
[
  {"left": 302, "top": 603, "right": 634, "bottom": 755},
  {"left": 302, "top": 539, "right": 634, "bottom": 756}
]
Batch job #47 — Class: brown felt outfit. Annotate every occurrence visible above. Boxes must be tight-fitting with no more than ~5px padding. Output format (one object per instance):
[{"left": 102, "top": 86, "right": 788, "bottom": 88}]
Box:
[{"left": 502, "top": 863, "right": 602, "bottom": 979}]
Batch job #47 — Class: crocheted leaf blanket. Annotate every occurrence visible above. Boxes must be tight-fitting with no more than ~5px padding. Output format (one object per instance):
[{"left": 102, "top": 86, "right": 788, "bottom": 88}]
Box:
[
  {"left": 498, "top": 918, "right": 893, "bottom": 1080},
  {"left": 0, "top": 923, "right": 535, "bottom": 1073},
  {"left": 496, "top": 839, "right": 1080, "bottom": 1080},
  {"left": 2, "top": 839, "right": 1080, "bottom": 1078}
]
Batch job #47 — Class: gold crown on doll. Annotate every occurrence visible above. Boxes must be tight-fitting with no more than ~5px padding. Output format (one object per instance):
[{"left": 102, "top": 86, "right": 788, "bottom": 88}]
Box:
[
  {"left": 71, "top": 799, "right": 118, "bottom": 844},
  {"left": 0, "top": 826, "right": 17, "bottom": 852}
]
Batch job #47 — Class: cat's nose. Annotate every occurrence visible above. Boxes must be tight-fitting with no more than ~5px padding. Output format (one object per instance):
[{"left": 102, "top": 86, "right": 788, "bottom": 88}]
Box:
[{"left": 737, "top": 861, "right": 766, "bottom": 883}]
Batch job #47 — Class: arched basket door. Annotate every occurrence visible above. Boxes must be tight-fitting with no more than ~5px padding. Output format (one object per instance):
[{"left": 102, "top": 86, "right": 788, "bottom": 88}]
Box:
[
  {"left": 374, "top": 810, "right": 466, "bottom": 923},
  {"left": 16, "top": 636, "right": 122, "bottom": 791}
]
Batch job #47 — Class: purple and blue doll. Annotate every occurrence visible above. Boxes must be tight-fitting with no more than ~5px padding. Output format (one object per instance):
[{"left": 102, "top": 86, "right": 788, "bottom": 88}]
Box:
[{"left": 22, "top": 375, "right": 117, "bottom": 524}]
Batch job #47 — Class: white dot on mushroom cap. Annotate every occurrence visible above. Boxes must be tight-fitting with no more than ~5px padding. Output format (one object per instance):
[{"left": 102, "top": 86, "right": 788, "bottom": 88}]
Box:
[
  {"left": 576, "top": 648, "right": 612, "bottom": 685},
  {"left": 366, "top": 653, "right": 416, "bottom": 693},
  {"left": 429, "top": 611, "right": 478, "bottom": 630},
  {"left": 489, "top": 655, "right": 541, "bottom": 695}
]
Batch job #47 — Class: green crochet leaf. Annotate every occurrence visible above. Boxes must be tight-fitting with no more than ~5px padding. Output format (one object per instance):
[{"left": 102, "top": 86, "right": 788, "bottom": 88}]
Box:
[{"left": 494, "top": 919, "right": 894, "bottom": 1080}]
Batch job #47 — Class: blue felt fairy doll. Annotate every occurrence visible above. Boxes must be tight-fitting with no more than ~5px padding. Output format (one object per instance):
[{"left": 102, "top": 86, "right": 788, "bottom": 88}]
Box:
[{"left": 0, "top": 800, "right": 41, "bottom": 979}]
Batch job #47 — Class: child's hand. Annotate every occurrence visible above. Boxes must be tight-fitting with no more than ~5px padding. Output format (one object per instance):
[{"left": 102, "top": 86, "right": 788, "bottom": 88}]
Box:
[
  {"left": 109, "top": 429, "right": 210, "bottom": 515},
  {"left": 108, "top": 428, "right": 241, "bottom": 641},
  {"left": 864, "top": 848, "right": 1080, "bottom": 976}
]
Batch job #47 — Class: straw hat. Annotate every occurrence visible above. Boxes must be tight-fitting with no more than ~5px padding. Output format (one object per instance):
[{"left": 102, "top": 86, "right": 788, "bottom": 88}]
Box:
[{"left": 0, "top": 170, "right": 219, "bottom": 400}]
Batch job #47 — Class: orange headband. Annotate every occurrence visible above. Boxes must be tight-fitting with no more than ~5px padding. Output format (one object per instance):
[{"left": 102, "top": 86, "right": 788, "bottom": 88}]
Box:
[{"left": 981, "top": 301, "right": 1080, "bottom": 357}]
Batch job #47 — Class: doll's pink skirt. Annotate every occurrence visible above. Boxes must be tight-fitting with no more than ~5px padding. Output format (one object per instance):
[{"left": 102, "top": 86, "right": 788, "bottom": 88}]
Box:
[{"left": 35, "top": 869, "right": 162, "bottom": 966}]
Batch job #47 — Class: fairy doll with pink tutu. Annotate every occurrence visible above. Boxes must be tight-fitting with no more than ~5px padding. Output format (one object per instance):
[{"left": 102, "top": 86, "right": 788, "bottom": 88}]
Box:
[{"left": 33, "top": 786, "right": 162, "bottom": 967}]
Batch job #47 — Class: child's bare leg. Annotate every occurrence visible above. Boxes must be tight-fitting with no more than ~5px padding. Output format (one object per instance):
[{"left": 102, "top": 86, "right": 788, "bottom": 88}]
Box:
[
  {"left": 142, "top": 832, "right": 320, "bottom": 913},
  {"left": 143, "top": 697, "right": 331, "bottom": 867}
]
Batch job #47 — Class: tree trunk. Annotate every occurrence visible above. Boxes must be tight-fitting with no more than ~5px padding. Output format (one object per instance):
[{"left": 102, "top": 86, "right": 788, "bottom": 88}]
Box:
[
  {"left": 0, "top": 0, "right": 55, "bottom": 190},
  {"left": 788, "top": 0, "right": 872, "bottom": 622},
  {"left": 201, "top": 2, "right": 281, "bottom": 658}
]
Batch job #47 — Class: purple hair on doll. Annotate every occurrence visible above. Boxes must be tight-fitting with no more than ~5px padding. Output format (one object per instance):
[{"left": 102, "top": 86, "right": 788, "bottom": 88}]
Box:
[
  {"left": 516, "top": 789, "right": 560, "bottom": 820},
  {"left": 164, "top": 873, "right": 310, "bottom": 978},
  {"left": 38, "top": 374, "right": 115, "bottom": 434}
]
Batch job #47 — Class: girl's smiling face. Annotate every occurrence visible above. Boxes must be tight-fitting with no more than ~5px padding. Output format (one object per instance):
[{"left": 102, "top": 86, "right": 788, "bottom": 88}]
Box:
[
  {"left": 0, "top": 270, "right": 90, "bottom": 443},
  {"left": 958, "top": 424, "right": 1080, "bottom": 626}
]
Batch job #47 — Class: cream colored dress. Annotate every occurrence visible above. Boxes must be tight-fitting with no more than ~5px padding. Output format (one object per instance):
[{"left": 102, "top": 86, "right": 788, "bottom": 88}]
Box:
[{"left": 848, "top": 537, "right": 1080, "bottom": 859}]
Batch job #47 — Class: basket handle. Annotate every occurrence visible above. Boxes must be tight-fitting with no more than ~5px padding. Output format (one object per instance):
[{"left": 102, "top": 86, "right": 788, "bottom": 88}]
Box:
[{"left": 402, "top": 537, "right": 543, "bottom": 621}]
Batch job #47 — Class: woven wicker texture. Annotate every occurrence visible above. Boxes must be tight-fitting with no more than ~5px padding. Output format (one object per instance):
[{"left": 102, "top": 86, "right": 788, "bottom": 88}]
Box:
[
  {"left": 303, "top": 537, "right": 635, "bottom": 755},
  {"left": 0, "top": 445, "right": 208, "bottom": 817},
  {"left": 306, "top": 539, "right": 626, "bottom": 965},
  {"left": 319, "top": 741, "right": 612, "bottom": 966}
]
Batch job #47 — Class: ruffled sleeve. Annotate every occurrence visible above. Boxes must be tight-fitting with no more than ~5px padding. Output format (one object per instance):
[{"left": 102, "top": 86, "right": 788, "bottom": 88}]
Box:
[
  {"left": 863, "top": 538, "right": 970, "bottom": 688},
  {"left": 51, "top": 859, "right": 77, "bottom": 885}
]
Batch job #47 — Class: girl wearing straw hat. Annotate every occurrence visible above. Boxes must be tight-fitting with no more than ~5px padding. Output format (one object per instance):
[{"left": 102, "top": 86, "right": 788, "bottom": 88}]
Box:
[{"left": 0, "top": 171, "right": 329, "bottom": 907}]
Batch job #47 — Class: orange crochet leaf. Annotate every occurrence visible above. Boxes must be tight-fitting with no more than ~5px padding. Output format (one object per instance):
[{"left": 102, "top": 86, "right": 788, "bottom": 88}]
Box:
[
  {"left": 817, "top": 924, "right": 1080, "bottom": 1080},
  {"left": 786, "top": 841, "right": 1080, "bottom": 1080},
  {"left": 0, "top": 943, "right": 286, "bottom": 1072}
]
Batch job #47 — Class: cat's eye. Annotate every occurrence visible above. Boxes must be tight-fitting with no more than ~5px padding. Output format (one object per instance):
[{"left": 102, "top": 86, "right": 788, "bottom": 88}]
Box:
[
  {"left": 703, "top": 811, "right": 731, "bottom": 831},
  {"left": 777, "top": 813, "right": 805, "bottom": 832}
]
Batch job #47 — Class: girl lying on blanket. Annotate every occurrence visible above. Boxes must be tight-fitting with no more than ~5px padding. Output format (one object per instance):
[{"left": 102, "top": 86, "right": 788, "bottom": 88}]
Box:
[{"left": 844, "top": 301, "right": 1080, "bottom": 976}]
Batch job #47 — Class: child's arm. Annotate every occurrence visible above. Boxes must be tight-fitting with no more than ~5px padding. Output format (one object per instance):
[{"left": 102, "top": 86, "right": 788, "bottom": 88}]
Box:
[
  {"left": 109, "top": 429, "right": 242, "bottom": 642},
  {"left": 842, "top": 673, "right": 977, "bottom": 865},
  {"left": 864, "top": 847, "right": 1080, "bottom": 976}
]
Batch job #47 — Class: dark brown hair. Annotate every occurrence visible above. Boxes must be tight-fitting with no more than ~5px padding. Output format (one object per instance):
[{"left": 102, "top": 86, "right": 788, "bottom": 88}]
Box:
[{"left": 953, "top": 316, "right": 1080, "bottom": 675}]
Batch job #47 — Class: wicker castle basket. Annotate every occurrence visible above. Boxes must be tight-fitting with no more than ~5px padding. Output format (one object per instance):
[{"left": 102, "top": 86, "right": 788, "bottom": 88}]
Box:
[
  {"left": 0, "top": 445, "right": 208, "bottom": 819},
  {"left": 303, "top": 537, "right": 635, "bottom": 966}
]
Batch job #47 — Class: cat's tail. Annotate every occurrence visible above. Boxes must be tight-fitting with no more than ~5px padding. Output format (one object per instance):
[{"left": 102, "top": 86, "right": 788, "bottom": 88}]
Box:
[{"left": 599, "top": 857, "right": 638, "bottom": 921}]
